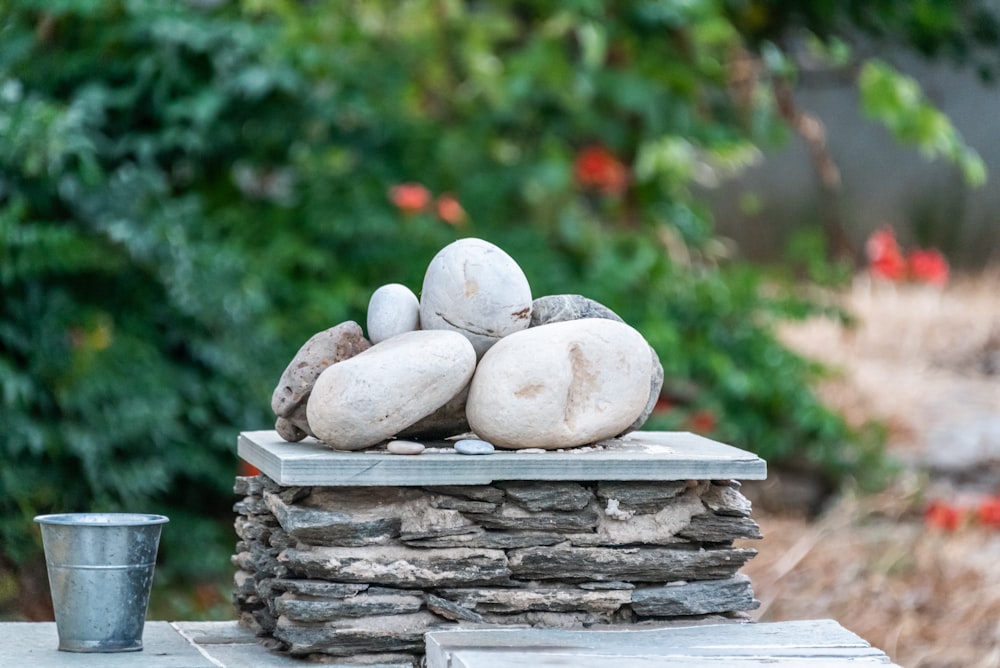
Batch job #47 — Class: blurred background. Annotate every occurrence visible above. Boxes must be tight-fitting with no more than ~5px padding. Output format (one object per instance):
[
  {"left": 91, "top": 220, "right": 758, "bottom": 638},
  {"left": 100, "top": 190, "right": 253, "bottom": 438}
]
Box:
[{"left": 1, "top": 2, "right": 998, "bottom": 666}]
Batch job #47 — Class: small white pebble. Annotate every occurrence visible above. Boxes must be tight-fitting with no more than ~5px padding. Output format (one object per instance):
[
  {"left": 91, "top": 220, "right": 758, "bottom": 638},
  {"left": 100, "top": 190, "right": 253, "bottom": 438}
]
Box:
[
  {"left": 387, "top": 440, "right": 425, "bottom": 455},
  {"left": 517, "top": 448, "right": 547, "bottom": 454},
  {"left": 454, "top": 439, "right": 495, "bottom": 455}
]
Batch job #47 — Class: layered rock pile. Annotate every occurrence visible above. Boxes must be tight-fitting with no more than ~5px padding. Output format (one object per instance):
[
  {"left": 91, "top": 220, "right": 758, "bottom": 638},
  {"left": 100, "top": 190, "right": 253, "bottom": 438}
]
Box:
[
  {"left": 232, "top": 473, "right": 761, "bottom": 663},
  {"left": 270, "top": 237, "right": 664, "bottom": 451}
]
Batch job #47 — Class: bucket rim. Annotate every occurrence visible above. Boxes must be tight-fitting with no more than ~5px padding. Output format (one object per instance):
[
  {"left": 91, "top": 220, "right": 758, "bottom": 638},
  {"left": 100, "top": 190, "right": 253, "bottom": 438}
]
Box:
[{"left": 34, "top": 513, "right": 169, "bottom": 527}]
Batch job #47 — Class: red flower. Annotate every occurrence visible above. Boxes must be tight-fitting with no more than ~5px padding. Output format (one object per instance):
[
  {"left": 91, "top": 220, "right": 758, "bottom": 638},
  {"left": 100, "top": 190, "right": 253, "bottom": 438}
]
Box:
[
  {"left": 924, "top": 500, "right": 963, "bottom": 531},
  {"left": 653, "top": 395, "right": 674, "bottom": 416},
  {"left": 389, "top": 182, "right": 431, "bottom": 214},
  {"left": 865, "top": 227, "right": 906, "bottom": 281},
  {"left": 908, "top": 248, "right": 949, "bottom": 286},
  {"left": 574, "top": 145, "right": 628, "bottom": 195},
  {"left": 435, "top": 193, "right": 467, "bottom": 226},
  {"left": 977, "top": 496, "right": 1000, "bottom": 528},
  {"left": 239, "top": 460, "right": 261, "bottom": 477},
  {"left": 686, "top": 410, "right": 717, "bottom": 434}
]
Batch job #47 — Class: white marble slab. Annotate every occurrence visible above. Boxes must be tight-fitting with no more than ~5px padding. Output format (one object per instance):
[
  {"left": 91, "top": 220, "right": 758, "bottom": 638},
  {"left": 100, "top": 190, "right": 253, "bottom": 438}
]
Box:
[{"left": 238, "top": 430, "right": 766, "bottom": 486}]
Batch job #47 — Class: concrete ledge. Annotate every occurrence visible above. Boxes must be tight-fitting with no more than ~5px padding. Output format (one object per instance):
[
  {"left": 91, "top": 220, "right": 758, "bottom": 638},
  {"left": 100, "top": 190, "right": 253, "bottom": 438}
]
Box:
[
  {"left": 425, "top": 620, "right": 903, "bottom": 667},
  {"left": 238, "top": 429, "right": 767, "bottom": 486},
  {"left": 0, "top": 620, "right": 899, "bottom": 667},
  {"left": 0, "top": 621, "right": 400, "bottom": 668}
]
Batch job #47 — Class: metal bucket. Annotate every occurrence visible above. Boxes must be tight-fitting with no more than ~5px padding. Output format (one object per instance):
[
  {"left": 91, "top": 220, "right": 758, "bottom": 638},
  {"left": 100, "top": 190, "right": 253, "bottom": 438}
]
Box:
[{"left": 34, "top": 513, "right": 169, "bottom": 652}]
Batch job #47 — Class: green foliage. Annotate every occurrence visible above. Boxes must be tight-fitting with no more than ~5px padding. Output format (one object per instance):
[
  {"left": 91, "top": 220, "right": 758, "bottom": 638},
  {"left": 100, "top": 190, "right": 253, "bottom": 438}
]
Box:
[
  {"left": 859, "top": 59, "right": 986, "bottom": 186},
  {"left": 0, "top": 2, "right": 296, "bottom": 593},
  {"left": 785, "top": 226, "right": 857, "bottom": 287},
  {"left": 10, "top": 0, "right": 997, "bottom": 616}
]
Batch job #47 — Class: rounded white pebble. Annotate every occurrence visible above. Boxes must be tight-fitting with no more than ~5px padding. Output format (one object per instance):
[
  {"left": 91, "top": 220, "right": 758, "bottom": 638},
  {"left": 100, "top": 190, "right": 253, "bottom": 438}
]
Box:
[
  {"left": 387, "top": 440, "right": 425, "bottom": 455},
  {"left": 518, "top": 448, "right": 548, "bottom": 454},
  {"left": 454, "top": 439, "right": 495, "bottom": 455},
  {"left": 367, "top": 283, "right": 420, "bottom": 344},
  {"left": 419, "top": 238, "right": 532, "bottom": 357}
]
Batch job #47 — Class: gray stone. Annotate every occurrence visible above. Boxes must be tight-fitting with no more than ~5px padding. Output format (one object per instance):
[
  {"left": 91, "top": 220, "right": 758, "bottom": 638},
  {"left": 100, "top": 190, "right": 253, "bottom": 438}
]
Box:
[
  {"left": 233, "top": 569, "right": 257, "bottom": 598},
  {"left": 437, "top": 586, "right": 631, "bottom": 614},
  {"left": 234, "top": 475, "right": 275, "bottom": 496},
  {"left": 278, "top": 545, "right": 512, "bottom": 587},
  {"left": 426, "top": 594, "right": 486, "bottom": 623},
  {"left": 268, "top": 528, "right": 295, "bottom": 551},
  {"left": 702, "top": 483, "right": 753, "bottom": 517},
  {"left": 476, "top": 609, "right": 625, "bottom": 628},
  {"left": 400, "top": 531, "right": 566, "bottom": 549},
  {"left": 234, "top": 516, "right": 272, "bottom": 542},
  {"left": 431, "top": 496, "right": 498, "bottom": 513},
  {"left": 466, "top": 504, "right": 599, "bottom": 533},
  {"left": 578, "top": 581, "right": 635, "bottom": 590},
  {"left": 233, "top": 496, "right": 269, "bottom": 516},
  {"left": 397, "top": 386, "right": 470, "bottom": 440},
  {"left": 596, "top": 481, "right": 691, "bottom": 513},
  {"left": 273, "top": 611, "right": 437, "bottom": 656},
  {"left": 529, "top": 295, "right": 665, "bottom": 435},
  {"left": 454, "top": 439, "right": 495, "bottom": 455},
  {"left": 422, "top": 486, "right": 506, "bottom": 504},
  {"left": 275, "top": 415, "right": 309, "bottom": 442},
  {"left": 508, "top": 545, "right": 757, "bottom": 582},
  {"left": 630, "top": 574, "right": 758, "bottom": 617},
  {"left": 498, "top": 481, "right": 593, "bottom": 511},
  {"left": 306, "top": 330, "right": 476, "bottom": 450},
  {"left": 387, "top": 440, "right": 425, "bottom": 455},
  {"left": 271, "top": 580, "right": 369, "bottom": 598},
  {"left": 231, "top": 551, "right": 253, "bottom": 572},
  {"left": 271, "top": 321, "right": 371, "bottom": 420},
  {"left": 265, "top": 490, "right": 402, "bottom": 546},
  {"left": 419, "top": 238, "right": 533, "bottom": 358},
  {"left": 277, "top": 403, "right": 315, "bottom": 443},
  {"left": 274, "top": 485, "right": 311, "bottom": 505},
  {"left": 275, "top": 590, "right": 424, "bottom": 621},
  {"left": 529, "top": 294, "right": 625, "bottom": 327},
  {"left": 399, "top": 501, "right": 481, "bottom": 541},
  {"left": 676, "top": 512, "right": 762, "bottom": 541},
  {"left": 466, "top": 319, "right": 653, "bottom": 449},
  {"left": 367, "top": 283, "right": 421, "bottom": 344}
]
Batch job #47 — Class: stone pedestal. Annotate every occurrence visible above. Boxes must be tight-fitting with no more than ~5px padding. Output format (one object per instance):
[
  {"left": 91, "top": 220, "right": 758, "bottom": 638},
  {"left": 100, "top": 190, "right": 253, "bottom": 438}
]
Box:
[{"left": 233, "top": 430, "right": 766, "bottom": 665}]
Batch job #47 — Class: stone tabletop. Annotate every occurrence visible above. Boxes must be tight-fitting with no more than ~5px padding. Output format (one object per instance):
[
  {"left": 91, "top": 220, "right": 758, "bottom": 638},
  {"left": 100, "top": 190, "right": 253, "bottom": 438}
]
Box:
[
  {"left": 0, "top": 622, "right": 328, "bottom": 668},
  {"left": 238, "top": 429, "right": 767, "bottom": 486},
  {"left": 425, "top": 619, "right": 902, "bottom": 667},
  {"left": 0, "top": 620, "right": 898, "bottom": 668}
]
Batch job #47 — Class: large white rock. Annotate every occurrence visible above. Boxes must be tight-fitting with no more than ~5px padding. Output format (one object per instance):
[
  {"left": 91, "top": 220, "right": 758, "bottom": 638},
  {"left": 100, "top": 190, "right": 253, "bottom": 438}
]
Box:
[
  {"left": 467, "top": 318, "right": 653, "bottom": 449},
  {"left": 419, "top": 238, "right": 532, "bottom": 358},
  {"left": 367, "top": 283, "right": 420, "bottom": 344},
  {"left": 530, "top": 294, "right": 664, "bottom": 435},
  {"left": 307, "top": 330, "right": 477, "bottom": 450}
]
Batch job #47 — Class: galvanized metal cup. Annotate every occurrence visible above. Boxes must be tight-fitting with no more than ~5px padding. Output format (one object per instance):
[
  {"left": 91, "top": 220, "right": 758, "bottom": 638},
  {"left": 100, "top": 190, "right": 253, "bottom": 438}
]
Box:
[{"left": 34, "top": 513, "right": 169, "bottom": 652}]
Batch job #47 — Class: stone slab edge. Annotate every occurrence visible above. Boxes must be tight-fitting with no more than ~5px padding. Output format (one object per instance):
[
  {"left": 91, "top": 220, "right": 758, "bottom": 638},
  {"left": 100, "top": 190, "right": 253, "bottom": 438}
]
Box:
[
  {"left": 238, "top": 430, "right": 767, "bottom": 487},
  {"left": 425, "top": 619, "right": 899, "bottom": 668}
]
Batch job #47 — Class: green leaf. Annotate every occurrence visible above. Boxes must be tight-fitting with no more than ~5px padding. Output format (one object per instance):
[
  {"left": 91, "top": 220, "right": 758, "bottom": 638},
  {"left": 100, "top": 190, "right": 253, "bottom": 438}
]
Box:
[{"left": 859, "top": 59, "right": 987, "bottom": 187}]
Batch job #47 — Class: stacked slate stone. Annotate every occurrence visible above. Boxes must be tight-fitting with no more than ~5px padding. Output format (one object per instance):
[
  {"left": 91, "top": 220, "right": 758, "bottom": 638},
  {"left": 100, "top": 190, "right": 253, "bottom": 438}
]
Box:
[{"left": 233, "top": 472, "right": 761, "bottom": 664}]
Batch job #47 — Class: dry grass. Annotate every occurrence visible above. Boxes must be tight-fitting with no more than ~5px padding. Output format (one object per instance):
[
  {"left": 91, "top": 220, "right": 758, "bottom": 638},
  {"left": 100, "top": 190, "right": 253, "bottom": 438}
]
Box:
[
  {"left": 777, "top": 273, "right": 1000, "bottom": 460},
  {"left": 744, "top": 272, "right": 1000, "bottom": 668}
]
